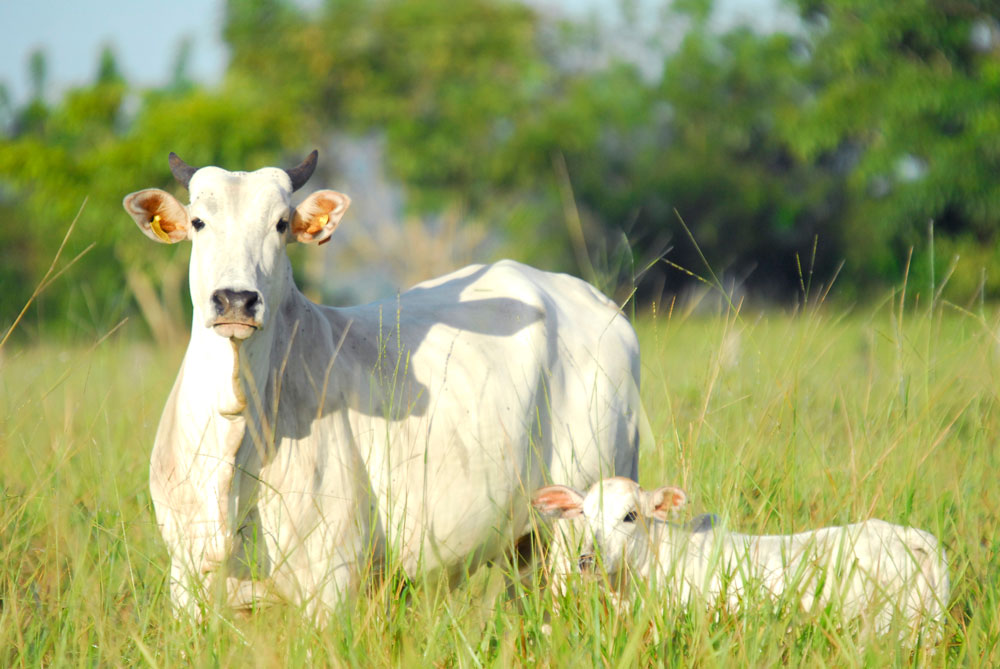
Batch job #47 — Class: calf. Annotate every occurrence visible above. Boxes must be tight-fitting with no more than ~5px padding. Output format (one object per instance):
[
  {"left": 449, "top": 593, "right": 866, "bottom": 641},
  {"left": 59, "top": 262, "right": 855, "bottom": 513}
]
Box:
[{"left": 532, "top": 478, "right": 948, "bottom": 642}]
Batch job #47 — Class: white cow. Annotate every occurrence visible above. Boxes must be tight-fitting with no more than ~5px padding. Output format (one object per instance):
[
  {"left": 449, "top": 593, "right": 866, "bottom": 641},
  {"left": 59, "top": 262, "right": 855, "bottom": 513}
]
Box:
[
  {"left": 122, "top": 151, "right": 640, "bottom": 618},
  {"left": 532, "top": 478, "right": 949, "bottom": 642}
]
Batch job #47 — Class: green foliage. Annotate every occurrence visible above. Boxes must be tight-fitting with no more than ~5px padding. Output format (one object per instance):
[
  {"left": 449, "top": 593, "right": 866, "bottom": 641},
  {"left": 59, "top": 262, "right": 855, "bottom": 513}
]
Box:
[
  {"left": 569, "top": 26, "right": 848, "bottom": 299},
  {"left": 3, "top": 0, "right": 1000, "bottom": 337},
  {"left": 223, "top": 0, "right": 564, "bottom": 258},
  {"left": 783, "top": 0, "right": 1000, "bottom": 295}
]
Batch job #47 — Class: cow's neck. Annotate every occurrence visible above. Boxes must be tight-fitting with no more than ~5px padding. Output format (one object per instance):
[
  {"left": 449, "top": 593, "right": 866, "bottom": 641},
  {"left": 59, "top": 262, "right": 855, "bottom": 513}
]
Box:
[
  {"left": 185, "top": 326, "right": 269, "bottom": 420},
  {"left": 168, "top": 290, "right": 292, "bottom": 549},
  {"left": 179, "top": 304, "right": 284, "bottom": 458},
  {"left": 183, "top": 285, "right": 314, "bottom": 441}
]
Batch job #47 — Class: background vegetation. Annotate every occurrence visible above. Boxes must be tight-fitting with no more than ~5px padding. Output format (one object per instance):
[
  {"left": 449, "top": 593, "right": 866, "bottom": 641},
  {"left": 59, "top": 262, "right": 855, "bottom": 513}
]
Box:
[{"left": 3, "top": 0, "right": 1000, "bottom": 340}]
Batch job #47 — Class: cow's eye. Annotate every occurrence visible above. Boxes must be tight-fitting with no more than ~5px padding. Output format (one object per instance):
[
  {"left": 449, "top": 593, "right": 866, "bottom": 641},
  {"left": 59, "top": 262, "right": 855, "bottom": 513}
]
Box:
[
  {"left": 276, "top": 218, "right": 289, "bottom": 234},
  {"left": 623, "top": 510, "right": 638, "bottom": 523},
  {"left": 191, "top": 218, "right": 205, "bottom": 231}
]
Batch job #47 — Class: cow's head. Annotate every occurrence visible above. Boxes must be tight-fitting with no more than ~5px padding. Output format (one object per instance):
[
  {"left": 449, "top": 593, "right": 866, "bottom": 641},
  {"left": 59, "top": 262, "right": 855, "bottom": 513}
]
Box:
[{"left": 123, "top": 151, "right": 350, "bottom": 340}]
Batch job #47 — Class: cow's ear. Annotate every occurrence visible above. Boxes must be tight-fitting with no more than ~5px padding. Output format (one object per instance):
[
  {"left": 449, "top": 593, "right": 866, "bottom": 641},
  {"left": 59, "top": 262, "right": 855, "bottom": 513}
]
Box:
[
  {"left": 643, "top": 486, "right": 687, "bottom": 522},
  {"left": 531, "top": 485, "right": 585, "bottom": 519},
  {"left": 291, "top": 189, "right": 351, "bottom": 244},
  {"left": 123, "top": 189, "right": 190, "bottom": 244}
]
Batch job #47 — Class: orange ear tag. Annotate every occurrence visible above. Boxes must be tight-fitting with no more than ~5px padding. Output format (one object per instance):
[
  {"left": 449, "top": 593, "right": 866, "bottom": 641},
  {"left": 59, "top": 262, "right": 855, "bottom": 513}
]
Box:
[{"left": 150, "top": 215, "right": 171, "bottom": 242}]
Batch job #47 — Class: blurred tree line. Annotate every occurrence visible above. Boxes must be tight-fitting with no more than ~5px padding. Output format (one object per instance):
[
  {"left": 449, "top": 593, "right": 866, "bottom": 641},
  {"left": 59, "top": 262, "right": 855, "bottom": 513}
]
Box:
[{"left": 2, "top": 0, "right": 999, "bottom": 341}]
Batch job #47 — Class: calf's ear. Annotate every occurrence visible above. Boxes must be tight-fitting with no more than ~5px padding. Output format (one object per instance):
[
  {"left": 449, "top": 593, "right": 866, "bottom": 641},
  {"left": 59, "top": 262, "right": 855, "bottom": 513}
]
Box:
[
  {"left": 123, "top": 189, "right": 190, "bottom": 243},
  {"left": 643, "top": 486, "right": 688, "bottom": 521},
  {"left": 291, "top": 189, "right": 351, "bottom": 244},
  {"left": 531, "top": 485, "right": 585, "bottom": 519}
]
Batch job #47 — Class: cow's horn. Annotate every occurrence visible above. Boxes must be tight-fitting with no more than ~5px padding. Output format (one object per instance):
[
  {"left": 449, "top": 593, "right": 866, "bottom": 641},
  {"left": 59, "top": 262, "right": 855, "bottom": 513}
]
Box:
[
  {"left": 286, "top": 150, "right": 318, "bottom": 192},
  {"left": 168, "top": 152, "right": 198, "bottom": 189}
]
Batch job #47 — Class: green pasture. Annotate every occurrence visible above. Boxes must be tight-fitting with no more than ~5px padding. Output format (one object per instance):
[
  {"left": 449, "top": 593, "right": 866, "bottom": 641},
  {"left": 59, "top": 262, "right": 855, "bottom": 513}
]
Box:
[{"left": 2, "top": 297, "right": 999, "bottom": 666}]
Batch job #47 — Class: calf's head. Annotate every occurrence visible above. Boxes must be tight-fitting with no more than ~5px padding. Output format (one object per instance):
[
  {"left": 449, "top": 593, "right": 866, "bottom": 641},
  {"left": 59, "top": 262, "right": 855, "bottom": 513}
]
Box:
[
  {"left": 123, "top": 151, "right": 351, "bottom": 340},
  {"left": 532, "top": 477, "right": 687, "bottom": 576}
]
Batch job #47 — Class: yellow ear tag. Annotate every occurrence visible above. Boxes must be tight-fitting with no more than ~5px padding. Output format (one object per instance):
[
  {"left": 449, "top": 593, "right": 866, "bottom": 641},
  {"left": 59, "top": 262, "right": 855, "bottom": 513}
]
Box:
[
  {"left": 307, "top": 213, "right": 330, "bottom": 236},
  {"left": 149, "top": 215, "right": 171, "bottom": 242}
]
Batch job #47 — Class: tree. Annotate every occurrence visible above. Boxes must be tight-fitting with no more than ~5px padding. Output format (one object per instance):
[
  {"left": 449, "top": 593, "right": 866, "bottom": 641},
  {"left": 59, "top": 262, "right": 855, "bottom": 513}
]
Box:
[
  {"left": 784, "top": 0, "right": 1000, "bottom": 298},
  {"left": 5, "top": 0, "right": 1000, "bottom": 341},
  {"left": 0, "top": 46, "right": 305, "bottom": 342}
]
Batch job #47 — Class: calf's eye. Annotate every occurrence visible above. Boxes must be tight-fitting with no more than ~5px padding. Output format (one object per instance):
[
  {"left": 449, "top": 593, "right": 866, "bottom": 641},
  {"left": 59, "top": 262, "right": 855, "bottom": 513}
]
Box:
[
  {"left": 191, "top": 217, "right": 205, "bottom": 231},
  {"left": 623, "top": 510, "right": 638, "bottom": 523},
  {"left": 276, "top": 218, "right": 289, "bottom": 234}
]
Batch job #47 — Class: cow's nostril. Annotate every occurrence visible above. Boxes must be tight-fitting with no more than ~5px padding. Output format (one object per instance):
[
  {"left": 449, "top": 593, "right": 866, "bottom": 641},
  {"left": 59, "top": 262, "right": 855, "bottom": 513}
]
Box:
[
  {"left": 243, "top": 292, "right": 259, "bottom": 312},
  {"left": 212, "top": 289, "right": 261, "bottom": 320},
  {"left": 211, "top": 290, "right": 229, "bottom": 315}
]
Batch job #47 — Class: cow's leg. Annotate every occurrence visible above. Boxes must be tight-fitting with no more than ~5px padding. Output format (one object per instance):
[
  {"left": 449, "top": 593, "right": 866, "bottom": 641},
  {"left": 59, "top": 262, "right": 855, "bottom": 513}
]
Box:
[
  {"left": 308, "top": 556, "right": 363, "bottom": 624},
  {"left": 262, "top": 500, "right": 374, "bottom": 625},
  {"left": 167, "top": 554, "right": 216, "bottom": 621}
]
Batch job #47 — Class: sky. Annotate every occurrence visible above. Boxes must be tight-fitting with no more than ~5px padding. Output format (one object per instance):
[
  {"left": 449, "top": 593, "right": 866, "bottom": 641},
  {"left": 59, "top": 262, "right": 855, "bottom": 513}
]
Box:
[
  {"left": 0, "top": 0, "right": 792, "bottom": 107},
  {"left": 0, "top": 1, "right": 228, "bottom": 105}
]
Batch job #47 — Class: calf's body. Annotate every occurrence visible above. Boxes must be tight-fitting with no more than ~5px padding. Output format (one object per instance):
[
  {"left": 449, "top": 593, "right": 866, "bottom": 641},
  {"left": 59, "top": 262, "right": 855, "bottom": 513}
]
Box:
[
  {"left": 639, "top": 519, "right": 947, "bottom": 638},
  {"left": 533, "top": 478, "right": 948, "bottom": 642}
]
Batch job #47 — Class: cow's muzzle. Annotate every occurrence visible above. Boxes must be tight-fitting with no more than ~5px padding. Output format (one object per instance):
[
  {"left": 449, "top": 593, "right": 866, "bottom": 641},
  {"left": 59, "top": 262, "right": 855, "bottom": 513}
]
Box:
[{"left": 211, "top": 289, "right": 262, "bottom": 339}]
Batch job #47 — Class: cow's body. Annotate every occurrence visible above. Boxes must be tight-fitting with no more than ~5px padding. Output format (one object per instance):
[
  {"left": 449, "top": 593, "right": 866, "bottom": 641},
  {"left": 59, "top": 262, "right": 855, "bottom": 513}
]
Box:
[{"left": 126, "top": 153, "right": 640, "bottom": 616}]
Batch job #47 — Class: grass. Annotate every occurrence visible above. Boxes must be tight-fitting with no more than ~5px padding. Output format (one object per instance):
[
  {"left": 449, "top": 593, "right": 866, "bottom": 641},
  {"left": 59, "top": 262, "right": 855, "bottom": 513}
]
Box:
[{"left": 2, "top": 294, "right": 1000, "bottom": 666}]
